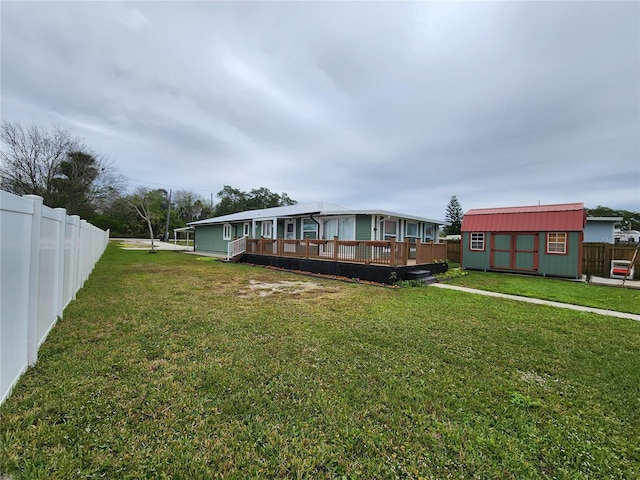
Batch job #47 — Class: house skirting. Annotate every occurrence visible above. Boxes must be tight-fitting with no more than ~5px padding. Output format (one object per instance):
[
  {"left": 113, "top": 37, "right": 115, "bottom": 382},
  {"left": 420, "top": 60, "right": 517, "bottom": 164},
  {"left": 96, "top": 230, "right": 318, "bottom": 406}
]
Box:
[{"left": 239, "top": 254, "right": 448, "bottom": 285}]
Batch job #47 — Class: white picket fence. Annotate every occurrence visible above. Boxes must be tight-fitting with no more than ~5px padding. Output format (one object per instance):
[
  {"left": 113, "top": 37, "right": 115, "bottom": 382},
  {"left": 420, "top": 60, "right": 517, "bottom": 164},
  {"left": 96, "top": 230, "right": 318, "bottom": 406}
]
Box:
[{"left": 1, "top": 191, "right": 109, "bottom": 405}]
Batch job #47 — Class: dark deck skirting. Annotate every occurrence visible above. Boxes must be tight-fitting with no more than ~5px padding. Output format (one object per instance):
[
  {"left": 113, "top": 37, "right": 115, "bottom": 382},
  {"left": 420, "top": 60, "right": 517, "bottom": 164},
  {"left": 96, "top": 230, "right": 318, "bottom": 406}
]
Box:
[{"left": 239, "top": 254, "right": 448, "bottom": 285}]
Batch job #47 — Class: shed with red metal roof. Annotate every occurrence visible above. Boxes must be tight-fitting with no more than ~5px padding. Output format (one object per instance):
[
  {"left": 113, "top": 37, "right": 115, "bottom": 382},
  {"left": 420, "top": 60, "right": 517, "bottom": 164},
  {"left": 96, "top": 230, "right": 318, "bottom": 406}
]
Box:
[{"left": 460, "top": 203, "right": 585, "bottom": 278}]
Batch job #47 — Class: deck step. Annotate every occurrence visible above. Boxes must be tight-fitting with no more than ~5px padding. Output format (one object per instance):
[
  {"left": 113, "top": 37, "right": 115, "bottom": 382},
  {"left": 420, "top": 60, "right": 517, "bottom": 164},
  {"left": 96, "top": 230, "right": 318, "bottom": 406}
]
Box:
[
  {"left": 405, "top": 269, "right": 438, "bottom": 285},
  {"left": 406, "top": 269, "right": 431, "bottom": 280}
]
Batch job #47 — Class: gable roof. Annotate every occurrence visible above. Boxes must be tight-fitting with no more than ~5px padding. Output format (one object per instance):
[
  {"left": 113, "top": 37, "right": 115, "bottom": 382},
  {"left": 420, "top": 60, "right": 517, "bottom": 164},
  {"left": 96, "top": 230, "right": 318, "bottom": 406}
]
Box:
[
  {"left": 461, "top": 203, "right": 585, "bottom": 232},
  {"left": 189, "top": 202, "right": 444, "bottom": 226}
]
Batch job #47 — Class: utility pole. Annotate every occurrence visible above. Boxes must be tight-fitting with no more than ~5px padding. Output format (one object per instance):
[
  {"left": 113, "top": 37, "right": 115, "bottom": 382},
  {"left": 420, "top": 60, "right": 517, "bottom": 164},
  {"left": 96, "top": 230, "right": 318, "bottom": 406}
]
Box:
[{"left": 164, "top": 189, "right": 172, "bottom": 241}]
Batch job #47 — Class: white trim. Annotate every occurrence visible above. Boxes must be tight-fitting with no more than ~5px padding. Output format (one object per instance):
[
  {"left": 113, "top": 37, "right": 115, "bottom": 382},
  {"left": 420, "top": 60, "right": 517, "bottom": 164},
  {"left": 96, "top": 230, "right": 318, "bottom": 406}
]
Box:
[
  {"left": 285, "top": 219, "right": 296, "bottom": 240},
  {"left": 470, "top": 232, "right": 485, "bottom": 251},
  {"left": 223, "top": 223, "right": 232, "bottom": 240},
  {"left": 261, "top": 220, "right": 273, "bottom": 239},
  {"left": 546, "top": 232, "right": 567, "bottom": 254}
]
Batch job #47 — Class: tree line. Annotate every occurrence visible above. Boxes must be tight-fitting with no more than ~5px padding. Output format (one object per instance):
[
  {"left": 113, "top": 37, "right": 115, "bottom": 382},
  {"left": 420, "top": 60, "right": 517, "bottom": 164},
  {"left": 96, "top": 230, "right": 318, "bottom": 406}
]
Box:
[{"left": 1, "top": 121, "right": 296, "bottom": 238}]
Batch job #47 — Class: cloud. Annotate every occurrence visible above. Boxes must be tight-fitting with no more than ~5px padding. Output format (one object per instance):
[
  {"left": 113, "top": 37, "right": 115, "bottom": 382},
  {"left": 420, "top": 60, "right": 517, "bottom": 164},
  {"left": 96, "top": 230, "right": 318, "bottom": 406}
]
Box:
[{"left": 1, "top": 1, "right": 638, "bottom": 218}]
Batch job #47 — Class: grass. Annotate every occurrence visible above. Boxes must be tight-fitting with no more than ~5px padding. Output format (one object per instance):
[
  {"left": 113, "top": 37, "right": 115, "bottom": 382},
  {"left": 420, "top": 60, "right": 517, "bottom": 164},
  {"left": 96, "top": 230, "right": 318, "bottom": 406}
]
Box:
[
  {"left": 1, "top": 245, "right": 639, "bottom": 479},
  {"left": 444, "top": 271, "right": 640, "bottom": 315}
]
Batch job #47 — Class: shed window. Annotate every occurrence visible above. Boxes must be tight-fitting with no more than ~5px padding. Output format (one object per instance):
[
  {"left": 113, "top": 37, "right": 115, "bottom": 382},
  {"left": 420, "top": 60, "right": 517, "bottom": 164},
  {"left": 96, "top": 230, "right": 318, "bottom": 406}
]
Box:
[
  {"left": 547, "top": 232, "right": 567, "bottom": 254},
  {"left": 223, "top": 223, "right": 232, "bottom": 240},
  {"left": 470, "top": 232, "right": 485, "bottom": 251}
]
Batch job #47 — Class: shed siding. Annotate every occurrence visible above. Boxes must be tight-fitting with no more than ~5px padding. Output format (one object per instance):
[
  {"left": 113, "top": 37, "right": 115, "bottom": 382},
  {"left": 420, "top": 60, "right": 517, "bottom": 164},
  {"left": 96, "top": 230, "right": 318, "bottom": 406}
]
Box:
[
  {"left": 356, "top": 215, "right": 371, "bottom": 241},
  {"left": 461, "top": 232, "right": 492, "bottom": 270},
  {"left": 462, "top": 231, "right": 581, "bottom": 278},
  {"left": 538, "top": 231, "right": 581, "bottom": 278}
]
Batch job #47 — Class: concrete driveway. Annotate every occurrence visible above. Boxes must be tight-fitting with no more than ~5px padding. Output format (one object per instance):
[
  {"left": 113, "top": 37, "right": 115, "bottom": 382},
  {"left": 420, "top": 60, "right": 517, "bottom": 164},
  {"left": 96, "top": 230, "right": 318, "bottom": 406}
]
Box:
[{"left": 112, "top": 238, "right": 193, "bottom": 251}]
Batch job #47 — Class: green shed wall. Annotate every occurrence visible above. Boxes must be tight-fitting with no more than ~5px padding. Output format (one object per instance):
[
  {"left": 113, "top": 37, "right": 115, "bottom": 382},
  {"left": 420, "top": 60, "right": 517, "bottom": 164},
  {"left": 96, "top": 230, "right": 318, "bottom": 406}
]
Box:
[
  {"left": 461, "top": 232, "right": 492, "bottom": 270},
  {"left": 537, "top": 232, "right": 581, "bottom": 278},
  {"left": 462, "top": 231, "right": 581, "bottom": 278}
]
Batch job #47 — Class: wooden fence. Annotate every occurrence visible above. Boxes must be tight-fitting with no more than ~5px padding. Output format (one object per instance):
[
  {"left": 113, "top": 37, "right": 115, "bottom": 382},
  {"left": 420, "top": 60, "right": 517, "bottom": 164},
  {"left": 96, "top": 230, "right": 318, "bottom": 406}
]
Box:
[
  {"left": 446, "top": 240, "right": 639, "bottom": 279},
  {"left": 446, "top": 240, "right": 461, "bottom": 264},
  {"left": 582, "top": 243, "right": 639, "bottom": 279}
]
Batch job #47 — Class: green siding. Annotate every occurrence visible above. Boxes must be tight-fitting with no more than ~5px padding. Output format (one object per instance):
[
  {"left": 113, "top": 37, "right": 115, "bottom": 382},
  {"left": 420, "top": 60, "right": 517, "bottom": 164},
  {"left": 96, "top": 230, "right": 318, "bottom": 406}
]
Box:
[
  {"left": 493, "top": 234, "right": 511, "bottom": 250},
  {"left": 462, "top": 231, "right": 581, "bottom": 278},
  {"left": 538, "top": 231, "right": 581, "bottom": 278},
  {"left": 461, "top": 232, "right": 492, "bottom": 270},
  {"left": 194, "top": 225, "right": 227, "bottom": 254},
  {"left": 355, "top": 215, "right": 371, "bottom": 241}
]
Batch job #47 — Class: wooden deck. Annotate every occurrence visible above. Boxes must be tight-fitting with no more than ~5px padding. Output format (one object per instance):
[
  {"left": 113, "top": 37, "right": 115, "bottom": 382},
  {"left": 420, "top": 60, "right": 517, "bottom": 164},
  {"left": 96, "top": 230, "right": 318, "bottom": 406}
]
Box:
[{"left": 242, "top": 238, "right": 447, "bottom": 267}]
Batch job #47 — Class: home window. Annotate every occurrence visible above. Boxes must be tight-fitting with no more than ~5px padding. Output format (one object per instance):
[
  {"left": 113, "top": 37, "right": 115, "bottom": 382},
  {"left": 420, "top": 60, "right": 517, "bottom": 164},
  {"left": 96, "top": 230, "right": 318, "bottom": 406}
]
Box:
[
  {"left": 470, "top": 232, "right": 485, "bottom": 251},
  {"left": 261, "top": 221, "right": 273, "bottom": 238},
  {"left": 423, "top": 224, "right": 434, "bottom": 242},
  {"left": 547, "top": 232, "right": 567, "bottom": 254},
  {"left": 243, "top": 223, "right": 250, "bottom": 237},
  {"left": 302, "top": 219, "right": 318, "bottom": 239},
  {"left": 383, "top": 220, "right": 397, "bottom": 240},
  {"left": 223, "top": 223, "right": 231, "bottom": 240},
  {"left": 405, "top": 222, "right": 418, "bottom": 238},
  {"left": 323, "top": 217, "right": 355, "bottom": 240}
]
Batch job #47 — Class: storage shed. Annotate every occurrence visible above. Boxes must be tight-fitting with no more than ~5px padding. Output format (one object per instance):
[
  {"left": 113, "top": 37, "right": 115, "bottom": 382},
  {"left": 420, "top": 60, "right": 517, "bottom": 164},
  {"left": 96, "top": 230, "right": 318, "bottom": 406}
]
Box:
[{"left": 460, "top": 203, "right": 585, "bottom": 278}]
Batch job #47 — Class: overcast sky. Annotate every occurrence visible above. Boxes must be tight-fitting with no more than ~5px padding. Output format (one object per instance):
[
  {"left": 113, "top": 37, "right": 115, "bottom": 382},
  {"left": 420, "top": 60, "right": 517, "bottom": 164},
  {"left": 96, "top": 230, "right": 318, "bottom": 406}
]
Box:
[{"left": 2, "top": 1, "right": 638, "bottom": 219}]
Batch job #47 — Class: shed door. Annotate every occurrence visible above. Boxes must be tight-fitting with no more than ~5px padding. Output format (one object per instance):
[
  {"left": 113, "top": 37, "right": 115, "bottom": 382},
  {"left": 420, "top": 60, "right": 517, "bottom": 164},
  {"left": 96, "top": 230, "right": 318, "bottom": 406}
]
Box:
[{"left": 490, "top": 233, "right": 538, "bottom": 272}]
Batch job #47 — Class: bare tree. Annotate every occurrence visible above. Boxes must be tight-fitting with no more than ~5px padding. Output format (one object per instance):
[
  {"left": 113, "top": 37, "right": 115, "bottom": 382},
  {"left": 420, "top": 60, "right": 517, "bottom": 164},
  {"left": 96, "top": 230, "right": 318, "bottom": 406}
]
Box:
[
  {"left": 0, "top": 121, "right": 126, "bottom": 216},
  {"left": 1, "top": 121, "right": 80, "bottom": 203},
  {"left": 128, "top": 188, "right": 165, "bottom": 253}
]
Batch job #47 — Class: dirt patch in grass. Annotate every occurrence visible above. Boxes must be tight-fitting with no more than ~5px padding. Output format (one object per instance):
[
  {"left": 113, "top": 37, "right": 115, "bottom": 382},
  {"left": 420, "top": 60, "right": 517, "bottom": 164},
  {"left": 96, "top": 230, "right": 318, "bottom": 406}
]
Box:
[{"left": 238, "top": 279, "right": 339, "bottom": 298}]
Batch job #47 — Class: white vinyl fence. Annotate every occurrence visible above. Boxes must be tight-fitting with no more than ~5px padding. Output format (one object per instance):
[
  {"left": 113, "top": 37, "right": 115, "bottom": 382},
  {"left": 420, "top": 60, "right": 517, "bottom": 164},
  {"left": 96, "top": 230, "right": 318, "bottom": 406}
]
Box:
[{"left": 1, "top": 191, "right": 109, "bottom": 404}]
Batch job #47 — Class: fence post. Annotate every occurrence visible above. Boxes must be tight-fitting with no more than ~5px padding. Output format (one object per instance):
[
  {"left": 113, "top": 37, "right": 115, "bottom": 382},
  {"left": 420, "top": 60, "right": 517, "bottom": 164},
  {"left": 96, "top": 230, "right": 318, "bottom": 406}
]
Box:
[
  {"left": 403, "top": 239, "right": 409, "bottom": 265},
  {"left": 24, "top": 195, "right": 43, "bottom": 366},
  {"left": 69, "top": 215, "right": 80, "bottom": 300},
  {"left": 390, "top": 238, "right": 396, "bottom": 267},
  {"left": 53, "top": 208, "right": 66, "bottom": 320},
  {"left": 333, "top": 236, "right": 339, "bottom": 261}
]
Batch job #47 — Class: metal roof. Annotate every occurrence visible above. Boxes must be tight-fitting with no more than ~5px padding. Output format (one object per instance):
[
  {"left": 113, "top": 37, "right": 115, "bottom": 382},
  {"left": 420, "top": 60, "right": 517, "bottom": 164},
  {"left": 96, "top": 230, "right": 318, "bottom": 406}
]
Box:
[
  {"left": 461, "top": 203, "right": 585, "bottom": 232},
  {"left": 188, "top": 202, "right": 445, "bottom": 226}
]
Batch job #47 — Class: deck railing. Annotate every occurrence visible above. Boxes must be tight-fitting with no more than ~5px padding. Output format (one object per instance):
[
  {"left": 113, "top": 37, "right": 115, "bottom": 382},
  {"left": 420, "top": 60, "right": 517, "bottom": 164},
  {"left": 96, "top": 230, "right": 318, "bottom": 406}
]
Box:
[
  {"left": 244, "top": 237, "right": 447, "bottom": 267},
  {"left": 226, "top": 236, "right": 246, "bottom": 260}
]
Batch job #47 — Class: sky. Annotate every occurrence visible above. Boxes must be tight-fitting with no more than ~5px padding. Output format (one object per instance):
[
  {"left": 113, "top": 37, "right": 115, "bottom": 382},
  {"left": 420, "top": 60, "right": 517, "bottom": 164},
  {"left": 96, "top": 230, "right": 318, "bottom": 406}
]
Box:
[{"left": 1, "top": 1, "right": 639, "bottom": 220}]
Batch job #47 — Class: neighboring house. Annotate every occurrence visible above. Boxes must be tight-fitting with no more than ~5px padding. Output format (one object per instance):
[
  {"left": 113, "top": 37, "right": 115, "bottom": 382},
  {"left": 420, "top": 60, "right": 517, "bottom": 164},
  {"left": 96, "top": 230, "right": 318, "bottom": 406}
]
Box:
[
  {"left": 584, "top": 217, "right": 622, "bottom": 244},
  {"left": 615, "top": 228, "right": 640, "bottom": 243},
  {"left": 188, "top": 202, "right": 444, "bottom": 256},
  {"left": 460, "top": 203, "right": 585, "bottom": 278}
]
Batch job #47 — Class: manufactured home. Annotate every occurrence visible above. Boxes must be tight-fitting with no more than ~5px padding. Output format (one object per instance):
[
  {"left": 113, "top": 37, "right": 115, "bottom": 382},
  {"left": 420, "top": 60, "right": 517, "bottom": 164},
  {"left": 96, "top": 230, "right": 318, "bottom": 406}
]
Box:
[{"left": 188, "top": 202, "right": 447, "bottom": 283}]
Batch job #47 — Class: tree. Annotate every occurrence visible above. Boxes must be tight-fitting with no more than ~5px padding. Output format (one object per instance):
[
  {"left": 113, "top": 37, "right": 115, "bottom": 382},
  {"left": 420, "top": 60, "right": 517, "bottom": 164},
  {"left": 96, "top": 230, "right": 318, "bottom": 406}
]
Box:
[
  {"left": 51, "top": 151, "right": 99, "bottom": 219},
  {"left": 444, "top": 195, "right": 463, "bottom": 236},
  {"left": 128, "top": 188, "right": 167, "bottom": 252},
  {"left": 212, "top": 185, "right": 297, "bottom": 217},
  {"left": 585, "top": 206, "right": 640, "bottom": 232},
  {"left": 1, "top": 121, "right": 79, "bottom": 203},
  {"left": 0, "top": 121, "right": 126, "bottom": 217}
]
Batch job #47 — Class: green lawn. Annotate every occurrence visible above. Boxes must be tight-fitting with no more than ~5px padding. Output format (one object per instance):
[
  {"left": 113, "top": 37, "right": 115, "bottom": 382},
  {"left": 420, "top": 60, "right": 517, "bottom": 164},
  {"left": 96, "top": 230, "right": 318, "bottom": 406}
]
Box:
[
  {"left": 1, "top": 246, "right": 639, "bottom": 479},
  {"left": 445, "top": 270, "right": 640, "bottom": 315}
]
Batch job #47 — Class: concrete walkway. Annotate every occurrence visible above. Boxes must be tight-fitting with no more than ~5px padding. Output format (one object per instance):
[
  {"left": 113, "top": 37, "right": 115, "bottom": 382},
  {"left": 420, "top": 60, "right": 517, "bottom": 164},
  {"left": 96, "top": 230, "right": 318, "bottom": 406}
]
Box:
[{"left": 430, "top": 283, "right": 640, "bottom": 322}]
